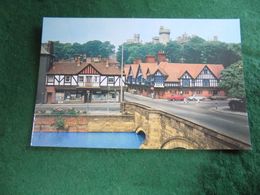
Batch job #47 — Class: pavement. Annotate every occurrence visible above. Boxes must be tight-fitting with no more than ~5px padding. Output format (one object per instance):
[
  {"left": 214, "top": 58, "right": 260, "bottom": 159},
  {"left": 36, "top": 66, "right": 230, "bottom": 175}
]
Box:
[
  {"left": 35, "top": 102, "right": 121, "bottom": 115},
  {"left": 210, "top": 106, "right": 248, "bottom": 116}
]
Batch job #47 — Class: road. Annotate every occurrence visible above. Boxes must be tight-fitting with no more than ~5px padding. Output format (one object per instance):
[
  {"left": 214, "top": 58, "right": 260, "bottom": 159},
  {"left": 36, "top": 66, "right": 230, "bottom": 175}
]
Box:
[{"left": 125, "top": 92, "right": 251, "bottom": 144}]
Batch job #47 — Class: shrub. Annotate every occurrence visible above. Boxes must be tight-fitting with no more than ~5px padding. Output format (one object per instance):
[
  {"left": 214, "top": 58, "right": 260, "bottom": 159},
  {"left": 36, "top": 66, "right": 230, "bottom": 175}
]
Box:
[
  {"left": 55, "top": 116, "right": 65, "bottom": 129},
  {"left": 67, "top": 108, "right": 77, "bottom": 115}
]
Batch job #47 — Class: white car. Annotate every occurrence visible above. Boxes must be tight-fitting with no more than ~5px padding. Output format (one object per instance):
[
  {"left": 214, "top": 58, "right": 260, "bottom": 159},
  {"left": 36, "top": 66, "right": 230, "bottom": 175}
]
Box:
[{"left": 187, "top": 95, "right": 206, "bottom": 101}]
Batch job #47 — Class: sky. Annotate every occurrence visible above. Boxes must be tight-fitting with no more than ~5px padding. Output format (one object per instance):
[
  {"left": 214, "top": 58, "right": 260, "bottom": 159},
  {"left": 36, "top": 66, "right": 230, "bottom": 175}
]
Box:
[{"left": 42, "top": 18, "right": 241, "bottom": 49}]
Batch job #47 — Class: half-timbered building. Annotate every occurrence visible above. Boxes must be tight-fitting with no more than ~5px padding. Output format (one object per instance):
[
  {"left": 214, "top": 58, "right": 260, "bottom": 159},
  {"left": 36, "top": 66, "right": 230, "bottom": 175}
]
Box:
[
  {"left": 124, "top": 53, "right": 225, "bottom": 99},
  {"left": 45, "top": 60, "right": 125, "bottom": 103}
]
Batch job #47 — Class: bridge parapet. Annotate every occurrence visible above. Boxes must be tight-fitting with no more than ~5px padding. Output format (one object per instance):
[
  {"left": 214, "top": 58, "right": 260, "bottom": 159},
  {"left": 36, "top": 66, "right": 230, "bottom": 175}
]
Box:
[{"left": 122, "top": 102, "right": 251, "bottom": 149}]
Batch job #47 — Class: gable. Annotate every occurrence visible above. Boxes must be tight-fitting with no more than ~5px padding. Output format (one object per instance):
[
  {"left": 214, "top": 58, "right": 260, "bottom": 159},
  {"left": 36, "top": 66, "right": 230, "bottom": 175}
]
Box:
[
  {"left": 128, "top": 66, "right": 133, "bottom": 76},
  {"left": 137, "top": 65, "right": 142, "bottom": 77},
  {"left": 154, "top": 70, "right": 163, "bottom": 76},
  {"left": 196, "top": 65, "right": 217, "bottom": 79},
  {"left": 180, "top": 71, "right": 192, "bottom": 79},
  {"left": 80, "top": 64, "right": 99, "bottom": 75}
]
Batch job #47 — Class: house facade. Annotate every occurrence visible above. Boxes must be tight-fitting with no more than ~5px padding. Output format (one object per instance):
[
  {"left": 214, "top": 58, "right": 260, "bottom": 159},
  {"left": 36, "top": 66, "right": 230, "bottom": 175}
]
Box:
[
  {"left": 45, "top": 59, "right": 125, "bottom": 104},
  {"left": 124, "top": 53, "right": 225, "bottom": 99}
]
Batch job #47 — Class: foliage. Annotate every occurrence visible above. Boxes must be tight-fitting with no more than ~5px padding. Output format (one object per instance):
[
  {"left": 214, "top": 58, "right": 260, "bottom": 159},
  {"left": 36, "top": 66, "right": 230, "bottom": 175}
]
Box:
[
  {"left": 219, "top": 61, "right": 246, "bottom": 98},
  {"left": 51, "top": 108, "right": 65, "bottom": 115},
  {"left": 53, "top": 40, "right": 115, "bottom": 60},
  {"left": 117, "top": 36, "right": 241, "bottom": 67},
  {"left": 51, "top": 108, "right": 77, "bottom": 115},
  {"left": 55, "top": 116, "right": 65, "bottom": 130},
  {"left": 67, "top": 108, "right": 77, "bottom": 115}
]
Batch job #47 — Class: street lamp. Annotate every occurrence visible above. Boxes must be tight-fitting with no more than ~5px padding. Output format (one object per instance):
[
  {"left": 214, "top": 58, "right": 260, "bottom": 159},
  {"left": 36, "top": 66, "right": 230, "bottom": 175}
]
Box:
[{"left": 120, "top": 44, "right": 124, "bottom": 103}]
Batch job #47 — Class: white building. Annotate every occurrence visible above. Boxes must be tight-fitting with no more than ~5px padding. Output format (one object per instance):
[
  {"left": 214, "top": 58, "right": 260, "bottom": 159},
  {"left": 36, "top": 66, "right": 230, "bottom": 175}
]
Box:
[{"left": 45, "top": 59, "right": 125, "bottom": 103}]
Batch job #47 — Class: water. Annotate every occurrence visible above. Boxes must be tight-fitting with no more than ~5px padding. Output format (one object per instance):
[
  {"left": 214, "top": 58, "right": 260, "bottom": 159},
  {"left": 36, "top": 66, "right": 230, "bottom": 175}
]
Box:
[{"left": 31, "top": 132, "right": 145, "bottom": 149}]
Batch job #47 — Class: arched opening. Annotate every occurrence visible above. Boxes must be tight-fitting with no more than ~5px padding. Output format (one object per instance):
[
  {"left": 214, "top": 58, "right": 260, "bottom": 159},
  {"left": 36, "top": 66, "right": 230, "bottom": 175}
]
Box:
[
  {"left": 172, "top": 147, "right": 186, "bottom": 150},
  {"left": 137, "top": 130, "right": 146, "bottom": 140},
  {"left": 135, "top": 128, "right": 146, "bottom": 145},
  {"left": 161, "top": 136, "right": 200, "bottom": 149}
]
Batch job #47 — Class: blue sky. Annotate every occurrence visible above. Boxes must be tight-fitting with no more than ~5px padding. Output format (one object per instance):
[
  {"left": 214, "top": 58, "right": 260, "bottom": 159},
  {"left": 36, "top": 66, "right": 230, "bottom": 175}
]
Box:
[{"left": 42, "top": 18, "right": 241, "bottom": 49}]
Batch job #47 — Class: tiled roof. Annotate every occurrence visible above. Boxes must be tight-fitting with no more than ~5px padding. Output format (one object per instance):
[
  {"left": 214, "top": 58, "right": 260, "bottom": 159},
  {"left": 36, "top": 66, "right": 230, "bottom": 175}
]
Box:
[
  {"left": 159, "top": 62, "right": 224, "bottom": 82},
  {"left": 91, "top": 62, "right": 121, "bottom": 75},
  {"left": 48, "top": 61, "right": 86, "bottom": 75},
  {"left": 128, "top": 64, "right": 139, "bottom": 78},
  {"left": 124, "top": 64, "right": 131, "bottom": 77},
  {"left": 48, "top": 61, "right": 122, "bottom": 75},
  {"left": 207, "top": 64, "right": 224, "bottom": 79},
  {"left": 125, "top": 62, "right": 224, "bottom": 82},
  {"left": 139, "top": 63, "right": 158, "bottom": 79}
]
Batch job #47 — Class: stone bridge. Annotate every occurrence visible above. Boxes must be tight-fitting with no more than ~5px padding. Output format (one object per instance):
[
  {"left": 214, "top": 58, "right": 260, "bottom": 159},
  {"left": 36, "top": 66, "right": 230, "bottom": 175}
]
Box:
[
  {"left": 34, "top": 102, "right": 250, "bottom": 149},
  {"left": 122, "top": 102, "right": 250, "bottom": 149}
]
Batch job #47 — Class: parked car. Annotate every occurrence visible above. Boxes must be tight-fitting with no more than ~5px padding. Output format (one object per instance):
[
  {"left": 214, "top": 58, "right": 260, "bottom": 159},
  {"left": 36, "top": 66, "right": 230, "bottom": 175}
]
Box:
[
  {"left": 228, "top": 98, "right": 246, "bottom": 112},
  {"left": 168, "top": 94, "right": 185, "bottom": 101},
  {"left": 209, "top": 95, "right": 227, "bottom": 100},
  {"left": 187, "top": 95, "right": 206, "bottom": 101}
]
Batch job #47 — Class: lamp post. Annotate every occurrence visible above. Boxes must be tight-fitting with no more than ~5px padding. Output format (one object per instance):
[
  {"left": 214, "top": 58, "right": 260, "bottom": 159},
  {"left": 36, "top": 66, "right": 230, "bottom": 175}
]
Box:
[{"left": 120, "top": 44, "right": 124, "bottom": 102}]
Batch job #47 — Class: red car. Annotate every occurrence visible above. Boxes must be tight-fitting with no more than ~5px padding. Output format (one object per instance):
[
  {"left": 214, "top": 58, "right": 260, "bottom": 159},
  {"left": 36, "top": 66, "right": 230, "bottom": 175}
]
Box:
[{"left": 168, "top": 94, "right": 185, "bottom": 101}]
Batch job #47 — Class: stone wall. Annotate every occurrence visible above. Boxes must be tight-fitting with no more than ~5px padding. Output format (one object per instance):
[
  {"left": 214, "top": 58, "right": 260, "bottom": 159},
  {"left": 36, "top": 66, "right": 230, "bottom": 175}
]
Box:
[
  {"left": 34, "top": 114, "right": 135, "bottom": 132},
  {"left": 123, "top": 102, "right": 251, "bottom": 149}
]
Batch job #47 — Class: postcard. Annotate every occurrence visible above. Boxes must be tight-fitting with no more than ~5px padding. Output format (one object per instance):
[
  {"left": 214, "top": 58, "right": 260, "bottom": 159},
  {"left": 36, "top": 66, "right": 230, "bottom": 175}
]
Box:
[{"left": 31, "top": 17, "right": 251, "bottom": 149}]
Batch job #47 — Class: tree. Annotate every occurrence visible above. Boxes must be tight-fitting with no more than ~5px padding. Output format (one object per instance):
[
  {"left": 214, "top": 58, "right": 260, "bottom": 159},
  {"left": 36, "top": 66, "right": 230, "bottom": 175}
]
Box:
[
  {"left": 116, "top": 35, "right": 242, "bottom": 66},
  {"left": 52, "top": 41, "right": 115, "bottom": 60},
  {"left": 219, "top": 61, "right": 246, "bottom": 98},
  {"left": 165, "top": 41, "right": 182, "bottom": 62},
  {"left": 117, "top": 42, "right": 165, "bottom": 64}
]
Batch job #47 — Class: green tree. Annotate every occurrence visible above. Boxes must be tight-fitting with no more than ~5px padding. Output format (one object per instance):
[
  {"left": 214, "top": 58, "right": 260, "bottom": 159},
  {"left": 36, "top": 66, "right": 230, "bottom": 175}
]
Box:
[
  {"left": 117, "top": 42, "right": 165, "bottom": 64},
  {"left": 165, "top": 41, "right": 182, "bottom": 62},
  {"left": 52, "top": 41, "right": 115, "bottom": 60},
  {"left": 219, "top": 61, "right": 246, "bottom": 98}
]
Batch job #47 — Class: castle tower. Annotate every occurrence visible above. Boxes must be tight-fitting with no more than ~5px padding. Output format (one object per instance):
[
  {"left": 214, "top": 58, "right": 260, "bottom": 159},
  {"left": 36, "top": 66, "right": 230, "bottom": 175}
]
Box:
[
  {"left": 159, "top": 26, "right": 170, "bottom": 45},
  {"left": 152, "top": 36, "right": 159, "bottom": 44},
  {"left": 134, "top": 34, "right": 140, "bottom": 43}
]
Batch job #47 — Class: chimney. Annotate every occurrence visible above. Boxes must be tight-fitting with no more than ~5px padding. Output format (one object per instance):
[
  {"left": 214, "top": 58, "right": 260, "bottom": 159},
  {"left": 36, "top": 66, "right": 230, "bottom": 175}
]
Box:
[
  {"left": 106, "top": 59, "right": 109, "bottom": 67},
  {"left": 158, "top": 51, "right": 166, "bottom": 62},
  {"left": 133, "top": 58, "right": 142, "bottom": 64},
  {"left": 145, "top": 55, "right": 156, "bottom": 63},
  {"left": 76, "top": 57, "right": 81, "bottom": 66},
  {"left": 47, "top": 41, "right": 54, "bottom": 55}
]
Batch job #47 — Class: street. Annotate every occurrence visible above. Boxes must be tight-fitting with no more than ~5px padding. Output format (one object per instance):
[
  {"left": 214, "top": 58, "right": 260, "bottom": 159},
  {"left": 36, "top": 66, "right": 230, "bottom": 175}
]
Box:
[{"left": 125, "top": 92, "right": 251, "bottom": 144}]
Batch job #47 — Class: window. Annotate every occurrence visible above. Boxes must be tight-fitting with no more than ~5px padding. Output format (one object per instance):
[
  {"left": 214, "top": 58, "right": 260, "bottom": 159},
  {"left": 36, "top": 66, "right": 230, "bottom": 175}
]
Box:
[
  {"left": 182, "top": 79, "right": 190, "bottom": 87},
  {"left": 86, "top": 76, "right": 92, "bottom": 83},
  {"left": 108, "top": 77, "right": 114, "bottom": 83},
  {"left": 184, "top": 91, "right": 189, "bottom": 94},
  {"left": 154, "top": 76, "right": 164, "bottom": 83},
  {"left": 47, "top": 76, "right": 54, "bottom": 82},
  {"left": 65, "top": 76, "right": 71, "bottom": 82},
  {"left": 79, "top": 76, "right": 84, "bottom": 82},
  {"left": 94, "top": 76, "right": 98, "bottom": 82},
  {"left": 196, "top": 90, "right": 202, "bottom": 94},
  {"left": 203, "top": 79, "right": 210, "bottom": 87},
  {"left": 203, "top": 69, "right": 208, "bottom": 74}
]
